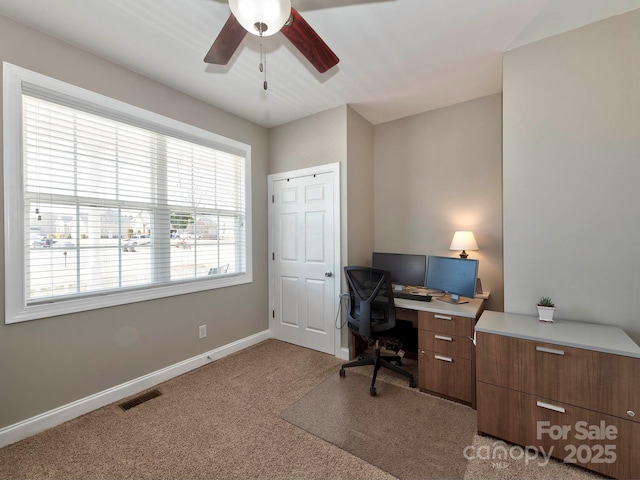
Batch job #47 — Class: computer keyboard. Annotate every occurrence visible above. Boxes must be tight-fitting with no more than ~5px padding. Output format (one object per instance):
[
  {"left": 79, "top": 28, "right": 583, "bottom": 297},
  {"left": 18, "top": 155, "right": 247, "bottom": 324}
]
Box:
[{"left": 394, "top": 292, "right": 432, "bottom": 302}]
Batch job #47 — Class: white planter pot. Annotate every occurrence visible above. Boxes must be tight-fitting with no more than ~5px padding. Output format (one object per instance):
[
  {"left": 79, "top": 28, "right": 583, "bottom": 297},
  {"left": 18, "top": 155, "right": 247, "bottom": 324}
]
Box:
[{"left": 537, "top": 306, "right": 555, "bottom": 322}]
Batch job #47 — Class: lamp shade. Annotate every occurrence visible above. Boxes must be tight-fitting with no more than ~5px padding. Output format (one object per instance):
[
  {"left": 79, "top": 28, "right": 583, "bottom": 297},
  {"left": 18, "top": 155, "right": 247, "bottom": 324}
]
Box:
[
  {"left": 229, "top": 0, "right": 292, "bottom": 36},
  {"left": 449, "top": 231, "right": 479, "bottom": 253}
]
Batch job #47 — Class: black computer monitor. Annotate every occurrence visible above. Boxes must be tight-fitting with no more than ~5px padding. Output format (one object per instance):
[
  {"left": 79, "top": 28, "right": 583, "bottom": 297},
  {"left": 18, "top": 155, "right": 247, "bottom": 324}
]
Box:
[
  {"left": 371, "top": 252, "right": 427, "bottom": 288},
  {"left": 425, "top": 255, "right": 479, "bottom": 304}
]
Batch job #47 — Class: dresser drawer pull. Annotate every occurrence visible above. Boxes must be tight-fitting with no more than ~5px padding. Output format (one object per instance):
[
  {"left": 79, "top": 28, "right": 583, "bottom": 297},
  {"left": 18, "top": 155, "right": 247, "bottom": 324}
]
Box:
[
  {"left": 434, "top": 335, "right": 453, "bottom": 342},
  {"left": 628, "top": 410, "right": 636, "bottom": 417},
  {"left": 434, "top": 314, "right": 452, "bottom": 321},
  {"left": 434, "top": 355, "right": 453, "bottom": 362},
  {"left": 535, "top": 346, "right": 565, "bottom": 356},
  {"left": 536, "top": 401, "right": 566, "bottom": 413}
]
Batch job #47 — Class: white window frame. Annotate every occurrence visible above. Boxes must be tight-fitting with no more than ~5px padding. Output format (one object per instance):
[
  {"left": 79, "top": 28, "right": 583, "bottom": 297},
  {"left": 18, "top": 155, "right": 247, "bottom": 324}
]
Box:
[{"left": 3, "top": 62, "right": 252, "bottom": 324}]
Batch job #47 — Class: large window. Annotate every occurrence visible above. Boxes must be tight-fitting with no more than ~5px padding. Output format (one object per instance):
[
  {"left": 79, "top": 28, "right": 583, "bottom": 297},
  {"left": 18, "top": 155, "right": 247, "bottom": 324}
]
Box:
[{"left": 3, "top": 63, "right": 252, "bottom": 324}]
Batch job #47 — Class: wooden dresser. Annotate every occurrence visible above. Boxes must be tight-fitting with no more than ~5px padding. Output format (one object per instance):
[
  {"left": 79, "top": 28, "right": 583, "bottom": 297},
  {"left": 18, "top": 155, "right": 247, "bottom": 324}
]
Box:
[{"left": 476, "top": 311, "right": 640, "bottom": 479}]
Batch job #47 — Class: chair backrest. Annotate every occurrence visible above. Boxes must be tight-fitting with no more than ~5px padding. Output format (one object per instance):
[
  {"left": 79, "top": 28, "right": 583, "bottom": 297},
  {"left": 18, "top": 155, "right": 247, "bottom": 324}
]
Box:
[{"left": 344, "top": 266, "right": 396, "bottom": 338}]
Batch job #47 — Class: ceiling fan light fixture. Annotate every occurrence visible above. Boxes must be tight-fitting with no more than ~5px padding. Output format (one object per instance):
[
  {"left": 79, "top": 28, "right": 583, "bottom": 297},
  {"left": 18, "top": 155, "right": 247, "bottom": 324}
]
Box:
[{"left": 229, "top": 0, "right": 292, "bottom": 37}]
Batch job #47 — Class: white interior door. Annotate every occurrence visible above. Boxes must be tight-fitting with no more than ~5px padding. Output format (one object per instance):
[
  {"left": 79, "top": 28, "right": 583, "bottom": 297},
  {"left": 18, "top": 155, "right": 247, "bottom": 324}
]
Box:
[{"left": 268, "top": 163, "right": 340, "bottom": 355}]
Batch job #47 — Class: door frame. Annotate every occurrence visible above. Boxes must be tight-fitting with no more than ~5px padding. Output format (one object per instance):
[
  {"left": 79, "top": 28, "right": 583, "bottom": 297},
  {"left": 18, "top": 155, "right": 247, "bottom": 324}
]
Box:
[{"left": 267, "top": 162, "right": 342, "bottom": 358}]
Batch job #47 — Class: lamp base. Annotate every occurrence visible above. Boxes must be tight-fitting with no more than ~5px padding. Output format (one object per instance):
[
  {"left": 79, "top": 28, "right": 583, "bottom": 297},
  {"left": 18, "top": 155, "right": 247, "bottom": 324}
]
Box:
[{"left": 459, "top": 250, "right": 469, "bottom": 259}]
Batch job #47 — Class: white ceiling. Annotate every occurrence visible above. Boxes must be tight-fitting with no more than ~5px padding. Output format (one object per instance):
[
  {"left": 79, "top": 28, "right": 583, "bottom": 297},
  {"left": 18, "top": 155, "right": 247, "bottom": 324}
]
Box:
[{"left": 1, "top": 0, "right": 639, "bottom": 128}]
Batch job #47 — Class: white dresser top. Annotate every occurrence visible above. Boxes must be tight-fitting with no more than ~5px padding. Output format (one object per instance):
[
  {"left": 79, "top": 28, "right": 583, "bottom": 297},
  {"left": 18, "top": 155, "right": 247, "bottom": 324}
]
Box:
[{"left": 476, "top": 310, "right": 640, "bottom": 358}]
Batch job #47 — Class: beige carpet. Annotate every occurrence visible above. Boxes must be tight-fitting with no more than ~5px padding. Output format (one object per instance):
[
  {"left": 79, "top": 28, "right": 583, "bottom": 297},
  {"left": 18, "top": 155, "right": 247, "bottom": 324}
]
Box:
[
  {"left": 281, "top": 372, "right": 477, "bottom": 479},
  {"left": 0, "top": 339, "right": 604, "bottom": 480},
  {"left": 0, "top": 340, "right": 393, "bottom": 480}
]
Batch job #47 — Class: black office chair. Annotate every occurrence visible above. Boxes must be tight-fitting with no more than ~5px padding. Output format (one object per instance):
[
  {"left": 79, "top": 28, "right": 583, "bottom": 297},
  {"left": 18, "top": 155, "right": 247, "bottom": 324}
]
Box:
[{"left": 339, "top": 266, "right": 416, "bottom": 396}]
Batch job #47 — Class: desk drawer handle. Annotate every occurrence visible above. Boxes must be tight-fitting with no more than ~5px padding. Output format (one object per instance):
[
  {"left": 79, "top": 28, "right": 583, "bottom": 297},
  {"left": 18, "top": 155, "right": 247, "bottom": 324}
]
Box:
[
  {"left": 628, "top": 410, "right": 636, "bottom": 418},
  {"left": 434, "top": 335, "right": 453, "bottom": 342},
  {"left": 536, "top": 346, "right": 565, "bottom": 356},
  {"left": 536, "top": 400, "right": 566, "bottom": 414},
  {"left": 434, "top": 315, "right": 452, "bottom": 321},
  {"left": 434, "top": 355, "right": 452, "bottom": 362}
]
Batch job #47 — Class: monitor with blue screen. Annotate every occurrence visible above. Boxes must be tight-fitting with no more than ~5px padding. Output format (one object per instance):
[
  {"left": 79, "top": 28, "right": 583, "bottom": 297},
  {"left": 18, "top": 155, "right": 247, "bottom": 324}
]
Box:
[{"left": 425, "top": 255, "right": 478, "bottom": 304}]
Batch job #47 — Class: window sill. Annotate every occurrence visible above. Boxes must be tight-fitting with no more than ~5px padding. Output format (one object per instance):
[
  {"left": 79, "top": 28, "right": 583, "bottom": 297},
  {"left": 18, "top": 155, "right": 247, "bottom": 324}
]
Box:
[{"left": 6, "top": 273, "right": 252, "bottom": 324}]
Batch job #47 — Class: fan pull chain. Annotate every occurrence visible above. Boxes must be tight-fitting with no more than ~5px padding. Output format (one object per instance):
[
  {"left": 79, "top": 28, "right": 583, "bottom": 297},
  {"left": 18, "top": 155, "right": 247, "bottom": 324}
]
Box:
[{"left": 259, "top": 38, "right": 267, "bottom": 90}]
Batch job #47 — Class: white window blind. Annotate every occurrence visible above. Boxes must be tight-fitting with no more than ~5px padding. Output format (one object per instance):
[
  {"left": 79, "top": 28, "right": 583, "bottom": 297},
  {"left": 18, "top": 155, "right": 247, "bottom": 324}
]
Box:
[{"left": 3, "top": 63, "right": 252, "bottom": 323}]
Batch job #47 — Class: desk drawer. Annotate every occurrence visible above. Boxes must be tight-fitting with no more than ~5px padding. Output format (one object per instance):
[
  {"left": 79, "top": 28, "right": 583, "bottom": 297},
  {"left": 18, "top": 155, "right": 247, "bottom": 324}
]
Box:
[
  {"left": 477, "top": 382, "right": 640, "bottom": 479},
  {"left": 420, "top": 329, "right": 472, "bottom": 359},
  {"left": 418, "top": 311, "right": 473, "bottom": 337},
  {"left": 419, "top": 350, "right": 472, "bottom": 404}
]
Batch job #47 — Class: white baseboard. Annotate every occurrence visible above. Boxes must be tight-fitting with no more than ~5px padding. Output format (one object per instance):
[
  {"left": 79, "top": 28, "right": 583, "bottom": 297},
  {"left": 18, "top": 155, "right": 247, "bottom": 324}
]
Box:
[
  {"left": 0, "top": 329, "right": 271, "bottom": 448},
  {"left": 338, "top": 346, "right": 350, "bottom": 361}
]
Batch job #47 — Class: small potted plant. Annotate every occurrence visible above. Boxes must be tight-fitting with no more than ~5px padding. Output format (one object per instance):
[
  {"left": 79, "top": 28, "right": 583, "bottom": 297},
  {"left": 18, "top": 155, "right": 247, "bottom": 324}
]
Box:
[{"left": 537, "top": 297, "right": 555, "bottom": 322}]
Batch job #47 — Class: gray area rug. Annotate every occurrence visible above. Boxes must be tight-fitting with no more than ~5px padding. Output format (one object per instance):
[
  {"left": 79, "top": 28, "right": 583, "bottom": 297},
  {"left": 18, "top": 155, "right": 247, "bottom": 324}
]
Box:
[{"left": 281, "top": 372, "right": 477, "bottom": 480}]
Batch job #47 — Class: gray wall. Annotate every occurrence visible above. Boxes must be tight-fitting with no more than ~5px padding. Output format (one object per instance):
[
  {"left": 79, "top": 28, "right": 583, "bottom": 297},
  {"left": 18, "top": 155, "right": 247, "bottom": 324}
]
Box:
[
  {"left": 345, "top": 106, "right": 375, "bottom": 267},
  {"left": 374, "top": 94, "right": 504, "bottom": 312},
  {"left": 503, "top": 9, "right": 640, "bottom": 342},
  {"left": 344, "top": 107, "right": 375, "bottom": 345},
  {"left": 268, "top": 105, "right": 347, "bottom": 175},
  {"left": 0, "top": 15, "right": 270, "bottom": 429}
]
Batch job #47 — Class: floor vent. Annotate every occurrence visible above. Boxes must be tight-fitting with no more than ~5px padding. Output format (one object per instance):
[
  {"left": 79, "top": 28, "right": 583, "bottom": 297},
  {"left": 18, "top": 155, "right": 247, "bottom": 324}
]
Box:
[{"left": 119, "top": 389, "right": 162, "bottom": 411}]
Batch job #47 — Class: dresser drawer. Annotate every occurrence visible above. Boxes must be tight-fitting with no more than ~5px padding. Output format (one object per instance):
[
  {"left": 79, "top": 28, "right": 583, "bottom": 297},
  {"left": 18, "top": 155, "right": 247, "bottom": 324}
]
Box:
[
  {"left": 477, "top": 332, "right": 640, "bottom": 422},
  {"left": 419, "top": 350, "right": 472, "bottom": 403},
  {"left": 418, "top": 311, "right": 474, "bottom": 337},
  {"left": 420, "top": 329, "right": 473, "bottom": 359},
  {"left": 477, "top": 382, "right": 640, "bottom": 480},
  {"left": 477, "top": 381, "right": 532, "bottom": 447}
]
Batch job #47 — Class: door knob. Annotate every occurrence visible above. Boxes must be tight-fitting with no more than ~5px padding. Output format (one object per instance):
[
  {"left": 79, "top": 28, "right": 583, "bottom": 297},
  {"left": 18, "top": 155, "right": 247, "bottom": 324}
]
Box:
[{"left": 324, "top": 272, "right": 333, "bottom": 277}]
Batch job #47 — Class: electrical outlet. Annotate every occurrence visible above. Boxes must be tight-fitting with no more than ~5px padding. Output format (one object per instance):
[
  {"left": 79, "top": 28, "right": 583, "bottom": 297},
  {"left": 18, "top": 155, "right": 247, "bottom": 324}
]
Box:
[{"left": 199, "top": 324, "right": 207, "bottom": 339}]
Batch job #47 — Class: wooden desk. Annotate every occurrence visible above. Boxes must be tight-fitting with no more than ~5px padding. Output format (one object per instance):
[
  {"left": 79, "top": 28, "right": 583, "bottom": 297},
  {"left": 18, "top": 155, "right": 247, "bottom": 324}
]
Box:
[{"left": 395, "top": 296, "right": 484, "bottom": 408}]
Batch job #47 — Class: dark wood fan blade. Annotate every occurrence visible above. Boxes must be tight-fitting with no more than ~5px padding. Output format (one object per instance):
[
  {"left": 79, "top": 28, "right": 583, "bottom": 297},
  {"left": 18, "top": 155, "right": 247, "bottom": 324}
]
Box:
[
  {"left": 204, "top": 14, "right": 247, "bottom": 65},
  {"left": 281, "top": 8, "right": 339, "bottom": 73}
]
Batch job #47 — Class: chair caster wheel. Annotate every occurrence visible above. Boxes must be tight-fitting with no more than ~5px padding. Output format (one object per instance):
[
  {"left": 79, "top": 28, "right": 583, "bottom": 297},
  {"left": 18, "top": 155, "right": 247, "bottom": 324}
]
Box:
[
  {"left": 409, "top": 379, "right": 416, "bottom": 388},
  {"left": 370, "top": 386, "right": 377, "bottom": 396},
  {"left": 339, "top": 368, "right": 345, "bottom": 377}
]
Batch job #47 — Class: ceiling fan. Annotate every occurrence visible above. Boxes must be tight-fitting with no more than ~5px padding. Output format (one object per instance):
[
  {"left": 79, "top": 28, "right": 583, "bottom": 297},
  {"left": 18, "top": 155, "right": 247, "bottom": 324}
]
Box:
[{"left": 204, "top": 0, "right": 339, "bottom": 75}]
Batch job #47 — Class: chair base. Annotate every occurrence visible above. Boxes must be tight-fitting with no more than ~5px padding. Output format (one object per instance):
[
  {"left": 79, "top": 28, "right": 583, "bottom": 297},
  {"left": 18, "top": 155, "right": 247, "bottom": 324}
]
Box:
[{"left": 340, "top": 342, "right": 416, "bottom": 396}]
